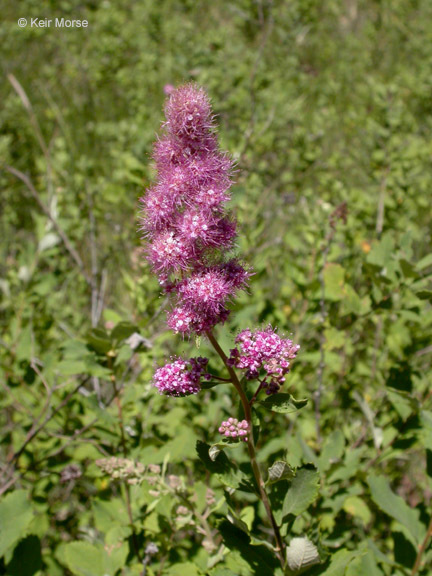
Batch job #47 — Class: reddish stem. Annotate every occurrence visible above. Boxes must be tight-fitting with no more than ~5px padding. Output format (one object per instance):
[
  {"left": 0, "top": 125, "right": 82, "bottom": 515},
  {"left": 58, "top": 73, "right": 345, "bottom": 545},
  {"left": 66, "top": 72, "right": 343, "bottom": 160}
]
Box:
[{"left": 206, "top": 330, "right": 285, "bottom": 568}]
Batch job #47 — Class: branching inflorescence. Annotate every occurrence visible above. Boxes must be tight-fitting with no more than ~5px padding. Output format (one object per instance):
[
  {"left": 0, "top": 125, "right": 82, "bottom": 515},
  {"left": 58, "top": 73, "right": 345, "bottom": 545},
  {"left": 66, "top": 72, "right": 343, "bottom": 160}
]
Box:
[{"left": 140, "top": 84, "right": 300, "bottom": 567}]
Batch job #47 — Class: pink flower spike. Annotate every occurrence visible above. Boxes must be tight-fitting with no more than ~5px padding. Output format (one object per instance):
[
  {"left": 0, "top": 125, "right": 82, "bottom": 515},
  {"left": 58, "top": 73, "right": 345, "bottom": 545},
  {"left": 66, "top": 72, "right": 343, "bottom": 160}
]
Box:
[
  {"left": 165, "top": 84, "right": 213, "bottom": 143},
  {"left": 140, "top": 84, "right": 252, "bottom": 336}
]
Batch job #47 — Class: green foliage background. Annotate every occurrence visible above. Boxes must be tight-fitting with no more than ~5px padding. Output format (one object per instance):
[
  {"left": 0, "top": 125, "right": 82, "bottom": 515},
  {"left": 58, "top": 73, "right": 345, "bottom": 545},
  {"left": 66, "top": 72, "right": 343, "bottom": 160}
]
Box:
[{"left": 1, "top": 0, "right": 432, "bottom": 575}]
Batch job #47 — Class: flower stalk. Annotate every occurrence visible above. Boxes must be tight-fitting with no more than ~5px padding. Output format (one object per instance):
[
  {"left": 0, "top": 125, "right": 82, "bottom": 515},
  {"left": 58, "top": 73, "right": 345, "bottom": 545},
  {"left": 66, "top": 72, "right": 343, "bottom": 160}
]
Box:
[
  {"left": 206, "top": 330, "right": 286, "bottom": 567},
  {"left": 140, "top": 84, "right": 300, "bottom": 570}
]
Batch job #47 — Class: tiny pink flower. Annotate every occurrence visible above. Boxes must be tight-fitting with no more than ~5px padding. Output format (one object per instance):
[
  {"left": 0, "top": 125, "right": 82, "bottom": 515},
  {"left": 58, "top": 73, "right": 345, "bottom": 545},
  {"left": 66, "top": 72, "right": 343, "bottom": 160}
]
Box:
[
  {"left": 153, "top": 357, "right": 208, "bottom": 397},
  {"left": 218, "top": 417, "right": 249, "bottom": 442},
  {"left": 163, "top": 83, "right": 175, "bottom": 95},
  {"left": 228, "top": 326, "right": 300, "bottom": 392}
]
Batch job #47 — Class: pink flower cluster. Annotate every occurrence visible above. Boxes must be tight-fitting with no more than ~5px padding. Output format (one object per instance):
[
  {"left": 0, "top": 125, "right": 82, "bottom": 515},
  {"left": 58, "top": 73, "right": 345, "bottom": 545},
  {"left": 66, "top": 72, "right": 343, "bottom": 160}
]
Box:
[
  {"left": 218, "top": 417, "right": 249, "bottom": 442},
  {"left": 228, "top": 326, "right": 300, "bottom": 394},
  {"left": 140, "top": 84, "right": 249, "bottom": 335},
  {"left": 152, "top": 356, "right": 209, "bottom": 397}
]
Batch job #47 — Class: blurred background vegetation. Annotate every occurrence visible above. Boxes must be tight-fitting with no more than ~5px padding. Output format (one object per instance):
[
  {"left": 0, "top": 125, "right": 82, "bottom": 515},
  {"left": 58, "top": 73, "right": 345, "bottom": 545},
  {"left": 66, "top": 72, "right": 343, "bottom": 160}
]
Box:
[{"left": 1, "top": 0, "right": 432, "bottom": 575}]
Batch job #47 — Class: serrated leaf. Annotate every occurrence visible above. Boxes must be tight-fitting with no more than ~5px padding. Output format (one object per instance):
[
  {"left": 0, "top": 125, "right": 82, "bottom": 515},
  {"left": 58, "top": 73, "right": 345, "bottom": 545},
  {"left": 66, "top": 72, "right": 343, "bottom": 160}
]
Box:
[
  {"left": 0, "top": 490, "right": 34, "bottom": 557},
  {"left": 286, "top": 537, "right": 320, "bottom": 572},
  {"left": 62, "top": 542, "right": 102, "bottom": 576},
  {"left": 196, "top": 441, "right": 253, "bottom": 491},
  {"left": 367, "top": 475, "right": 425, "bottom": 544},
  {"left": 267, "top": 461, "right": 295, "bottom": 484},
  {"left": 209, "top": 439, "right": 242, "bottom": 461},
  {"left": 283, "top": 466, "right": 319, "bottom": 519},
  {"left": 62, "top": 541, "right": 127, "bottom": 576},
  {"left": 258, "top": 393, "right": 308, "bottom": 414}
]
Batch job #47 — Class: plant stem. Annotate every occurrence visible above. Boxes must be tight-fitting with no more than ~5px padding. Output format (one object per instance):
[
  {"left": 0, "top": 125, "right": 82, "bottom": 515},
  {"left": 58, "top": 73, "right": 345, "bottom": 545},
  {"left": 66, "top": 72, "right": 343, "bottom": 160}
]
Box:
[
  {"left": 250, "top": 380, "right": 266, "bottom": 406},
  {"left": 411, "top": 515, "right": 432, "bottom": 576},
  {"left": 113, "top": 379, "right": 142, "bottom": 562},
  {"left": 206, "top": 330, "right": 286, "bottom": 568}
]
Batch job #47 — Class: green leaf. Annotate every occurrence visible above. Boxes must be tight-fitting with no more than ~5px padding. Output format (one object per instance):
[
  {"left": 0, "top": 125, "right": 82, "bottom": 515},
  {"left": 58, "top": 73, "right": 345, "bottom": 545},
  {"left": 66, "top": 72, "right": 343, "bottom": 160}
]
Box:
[
  {"left": 85, "top": 328, "right": 112, "bottom": 355},
  {"left": 0, "top": 490, "right": 34, "bottom": 557},
  {"left": 392, "top": 530, "right": 417, "bottom": 568},
  {"left": 110, "top": 321, "right": 138, "bottom": 343},
  {"left": 56, "top": 359, "right": 88, "bottom": 375},
  {"left": 217, "top": 519, "right": 279, "bottom": 573},
  {"left": 341, "top": 284, "right": 362, "bottom": 316},
  {"left": 417, "top": 253, "right": 432, "bottom": 270},
  {"left": 324, "top": 263, "right": 345, "bottom": 301},
  {"left": 283, "top": 465, "right": 319, "bottom": 519},
  {"left": 201, "top": 380, "right": 229, "bottom": 390},
  {"left": 196, "top": 441, "right": 253, "bottom": 491},
  {"left": 367, "top": 234, "right": 394, "bottom": 268},
  {"left": 343, "top": 496, "right": 372, "bottom": 525},
  {"left": 5, "top": 535, "right": 42, "bottom": 576},
  {"left": 320, "top": 549, "right": 362, "bottom": 575},
  {"left": 399, "top": 258, "right": 418, "bottom": 279},
  {"left": 367, "top": 475, "right": 425, "bottom": 544},
  {"left": 267, "top": 460, "right": 295, "bottom": 485},
  {"left": 387, "top": 388, "right": 419, "bottom": 421},
  {"left": 419, "top": 410, "right": 432, "bottom": 450},
  {"left": 164, "top": 563, "right": 202, "bottom": 576},
  {"left": 209, "top": 439, "right": 242, "bottom": 461},
  {"left": 318, "top": 430, "right": 345, "bottom": 473},
  {"left": 258, "top": 393, "right": 308, "bottom": 414},
  {"left": 416, "top": 289, "right": 432, "bottom": 302},
  {"left": 345, "top": 547, "right": 382, "bottom": 576},
  {"left": 62, "top": 541, "right": 128, "bottom": 576}
]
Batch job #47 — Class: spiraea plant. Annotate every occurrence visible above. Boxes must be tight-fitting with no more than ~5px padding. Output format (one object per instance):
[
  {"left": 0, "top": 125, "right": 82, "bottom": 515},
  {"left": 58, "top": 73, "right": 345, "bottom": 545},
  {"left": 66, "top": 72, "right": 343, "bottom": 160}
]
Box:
[{"left": 140, "top": 84, "right": 320, "bottom": 574}]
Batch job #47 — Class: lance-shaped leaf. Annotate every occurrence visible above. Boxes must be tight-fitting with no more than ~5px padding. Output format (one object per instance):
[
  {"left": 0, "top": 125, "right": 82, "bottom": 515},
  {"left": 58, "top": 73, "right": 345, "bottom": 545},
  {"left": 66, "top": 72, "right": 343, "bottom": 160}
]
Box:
[{"left": 367, "top": 474, "right": 425, "bottom": 545}]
